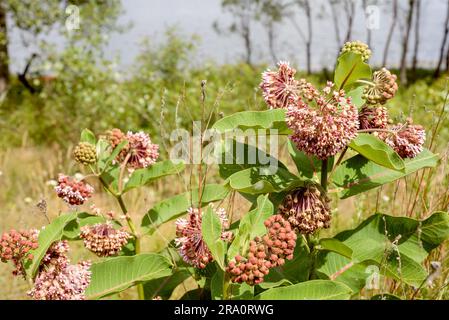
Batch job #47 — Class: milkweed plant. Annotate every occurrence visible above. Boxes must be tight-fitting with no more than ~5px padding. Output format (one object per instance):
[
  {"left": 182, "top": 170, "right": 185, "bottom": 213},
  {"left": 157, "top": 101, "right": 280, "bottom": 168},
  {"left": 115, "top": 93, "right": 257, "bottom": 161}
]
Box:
[{"left": 1, "top": 41, "right": 448, "bottom": 300}]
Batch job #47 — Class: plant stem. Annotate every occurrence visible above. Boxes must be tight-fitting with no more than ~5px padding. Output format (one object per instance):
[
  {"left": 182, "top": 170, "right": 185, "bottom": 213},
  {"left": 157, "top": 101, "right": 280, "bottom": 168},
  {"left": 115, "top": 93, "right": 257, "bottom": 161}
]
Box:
[
  {"left": 98, "top": 177, "right": 144, "bottom": 300},
  {"left": 321, "top": 159, "right": 328, "bottom": 191}
]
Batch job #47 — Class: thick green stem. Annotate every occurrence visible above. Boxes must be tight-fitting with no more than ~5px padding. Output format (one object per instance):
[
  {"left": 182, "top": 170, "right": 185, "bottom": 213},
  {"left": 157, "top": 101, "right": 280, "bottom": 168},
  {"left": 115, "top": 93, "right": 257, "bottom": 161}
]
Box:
[{"left": 321, "top": 159, "right": 328, "bottom": 191}]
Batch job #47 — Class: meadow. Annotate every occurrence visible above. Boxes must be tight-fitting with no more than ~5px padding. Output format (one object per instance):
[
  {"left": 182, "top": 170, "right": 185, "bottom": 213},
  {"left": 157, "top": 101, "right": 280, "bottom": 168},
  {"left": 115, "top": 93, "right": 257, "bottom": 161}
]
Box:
[{"left": 1, "top": 45, "right": 449, "bottom": 299}]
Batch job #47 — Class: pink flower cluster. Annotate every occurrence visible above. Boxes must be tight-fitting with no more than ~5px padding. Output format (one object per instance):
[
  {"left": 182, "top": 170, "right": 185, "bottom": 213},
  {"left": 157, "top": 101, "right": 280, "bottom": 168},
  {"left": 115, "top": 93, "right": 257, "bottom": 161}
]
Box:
[
  {"left": 107, "top": 128, "right": 159, "bottom": 171},
  {"left": 260, "top": 61, "right": 299, "bottom": 109},
  {"left": 226, "top": 214, "right": 296, "bottom": 286},
  {"left": 55, "top": 174, "right": 94, "bottom": 206},
  {"left": 286, "top": 81, "right": 359, "bottom": 159},
  {"left": 0, "top": 229, "right": 39, "bottom": 277},
  {"left": 377, "top": 121, "right": 426, "bottom": 159},
  {"left": 80, "top": 222, "right": 131, "bottom": 257},
  {"left": 175, "top": 206, "right": 231, "bottom": 269},
  {"left": 278, "top": 185, "right": 331, "bottom": 234},
  {"left": 28, "top": 241, "right": 91, "bottom": 300},
  {"left": 359, "top": 106, "right": 389, "bottom": 130}
]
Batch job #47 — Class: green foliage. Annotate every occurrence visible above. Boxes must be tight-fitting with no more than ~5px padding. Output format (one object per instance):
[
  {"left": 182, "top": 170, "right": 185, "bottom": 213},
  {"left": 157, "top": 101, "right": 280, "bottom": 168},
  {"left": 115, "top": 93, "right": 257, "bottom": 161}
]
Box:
[
  {"left": 348, "top": 134, "right": 405, "bottom": 171},
  {"left": 86, "top": 254, "right": 173, "bottom": 300},
  {"left": 141, "top": 184, "right": 230, "bottom": 235},
  {"left": 333, "top": 148, "right": 439, "bottom": 198},
  {"left": 334, "top": 52, "right": 372, "bottom": 91},
  {"left": 25, "top": 212, "right": 78, "bottom": 279},
  {"left": 257, "top": 280, "right": 353, "bottom": 300},
  {"left": 202, "top": 207, "right": 226, "bottom": 270},
  {"left": 317, "top": 212, "right": 449, "bottom": 292}
]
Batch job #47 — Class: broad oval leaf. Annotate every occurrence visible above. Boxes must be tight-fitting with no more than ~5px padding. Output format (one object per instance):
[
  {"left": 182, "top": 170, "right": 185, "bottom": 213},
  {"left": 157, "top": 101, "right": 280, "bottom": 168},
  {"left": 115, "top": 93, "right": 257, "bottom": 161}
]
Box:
[
  {"left": 226, "top": 167, "right": 303, "bottom": 195},
  {"left": 86, "top": 254, "right": 172, "bottom": 300},
  {"left": 123, "top": 160, "right": 185, "bottom": 193},
  {"left": 212, "top": 109, "right": 291, "bottom": 135},
  {"left": 202, "top": 207, "right": 226, "bottom": 269},
  {"left": 317, "top": 212, "right": 449, "bottom": 290},
  {"left": 318, "top": 238, "right": 353, "bottom": 259},
  {"left": 218, "top": 140, "right": 287, "bottom": 180},
  {"left": 257, "top": 280, "right": 353, "bottom": 300},
  {"left": 141, "top": 184, "right": 230, "bottom": 235},
  {"left": 332, "top": 148, "right": 439, "bottom": 198},
  {"left": 348, "top": 134, "right": 405, "bottom": 171},
  {"left": 25, "top": 212, "right": 78, "bottom": 278},
  {"left": 334, "top": 52, "right": 372, "bottom": 91},
  {"left": 227, "top": 195, "right": 273, "bottom": 259},
  {"left": 80, "top": 128, "right": 96, "bottom": 145}
]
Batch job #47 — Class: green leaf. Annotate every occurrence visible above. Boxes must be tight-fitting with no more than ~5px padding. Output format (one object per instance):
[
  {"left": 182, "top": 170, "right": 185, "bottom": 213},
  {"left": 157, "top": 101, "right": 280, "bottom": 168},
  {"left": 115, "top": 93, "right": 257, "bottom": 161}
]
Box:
[
  {"left": 202, "top": 207, "right": 226, "bottom": 270},
  {"left": 63, "top": 212, "right": 122, "bottom": 240},
  {"left": 227, "top": 195, "right": 273, "bottom": 260},
  {"left": 143, "top": 268, "right": 192, "bottom": 300},
  {"left": 123, "top": 160, "right": 185, "bottom": 193},
  {"left": 347, "top": 86, "right": 365, "bottom": 108},
  {"left": 257, "top": 280, "right": 353, "bottom": 300},
  {"left": 226, "top": 167, "right": 303, "bottom": 195},
  {"left": 141, "top": 184, "right": 230, "bottom": 235},
  {"left": 287, "top": 140, "right": 318, "bottom": 179},
  {"left": 212, "top": 109, "right": 291, "bottom": 135},
  {"left": 333, "top": 148, "right": 439, "bottom": 198},
  {"left": 318, "top": 238, "right": 353, "bottom": 259},
  {"left": 334, "top": 52, "right": 372, "bottom": 91},
  {"left": 218, "top": 140, "right": 288, "bottom": 180},
  {"left": 98, "top": 140, "right": 128, "bottom": 172},
  {"left": 86, "top": 254, "right": 172, "bottom": 300},
  {"left": 25, "top": 212, "right": 78, "bottom": 278},
  {"left": 348, "top": 134, "right": 405, "bottom": 171},
  {"left": 211, "top": 269, "right": 225, "bottom": 300},
  {"left": 80, "top": 128, "right": 96, "bottom": 145},
  {"left": 317, "top": 212, "right": 449, "bottom": 289}
]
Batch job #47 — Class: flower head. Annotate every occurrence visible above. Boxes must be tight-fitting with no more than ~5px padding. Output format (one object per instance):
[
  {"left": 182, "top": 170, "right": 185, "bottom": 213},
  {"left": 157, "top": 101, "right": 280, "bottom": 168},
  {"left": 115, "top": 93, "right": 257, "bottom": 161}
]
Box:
[
  {"left": 226, "top": 214, "right": 296, "bottom": 286},
  {"left": 55, "top": 174, "right": 94, "bottom": 206},
  {"left": 28, "top": 241, "right": 91, "bottom": 300},
  {"left": 377, "top": 120, "right": 426, "bottom": 158},
  {"left": 0, "top": 229, "right": 39, "bottom": 277},
  {"left": 359, "top": 106, "right": 389, "bottom": 130},
  {"left": 286, "top": 81, "right": 359, "bottom": 159},
  {"left": 363, "top": 68, "right": 398, "bottom": 106},
  {"left": 28, "top": 260, "right": 91, "bottom": 300},
  {"left": 260, "top": 61, "right": 299, "bottom": 109},
  {"left": 278, "top": 185, "right": 331, "bottom": 234},
  {"left": 341, "top": 40, "right": 372, "bottom": 62},
  {"left": 73, "top": 142, "right": 97, "bottom": 165},
  {"left": 175, "top": 206, "right": 230, "bottom": 269},
  {"left": 108, "top": 129, "right": 159, "bottom": 171},
  {"left": 80, "top": 222, "right": 131, "bottom": 257}
]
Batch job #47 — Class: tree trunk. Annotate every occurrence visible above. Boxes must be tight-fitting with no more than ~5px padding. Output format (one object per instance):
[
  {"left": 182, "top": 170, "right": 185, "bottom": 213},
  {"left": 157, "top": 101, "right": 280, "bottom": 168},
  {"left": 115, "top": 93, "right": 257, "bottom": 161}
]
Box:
[
  {"left": 267, "top": 21, "right": 277, "bottom": 64},
  {"left": 400, "top": 0, "right": 415, "bottom": 85},
  {"left": 412, "top": 0, "right": 421, "bottom": 74},
  {"left": 241, "top": 15, "right": 252, "bottom": 65},
  {"left": 0, "top": 0, "right": 9, "bottom": 93},
  {"left": 362, "top": 0, "right": 372, "bottom": 47},
  {"left": 328, "top": 0, "right": 341, "bottom": 52},
  {"left": 343, "top": 0, "right": 356, "bottom": 43},
  {"left": 434, "top": 1, "right": 449, "bottom": 78},
  {"left": 383, "top": 0, "right": 398, "bottom": 66},
  {"left": 305, "top": 0, "right": 312, "bottom": 75}
]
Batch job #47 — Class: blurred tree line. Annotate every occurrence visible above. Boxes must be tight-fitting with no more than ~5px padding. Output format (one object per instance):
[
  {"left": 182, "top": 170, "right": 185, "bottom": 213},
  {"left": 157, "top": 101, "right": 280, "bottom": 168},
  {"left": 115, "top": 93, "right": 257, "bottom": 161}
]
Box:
[{"left": 0, "top": 0, "right": 449, "bottom": 148}]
